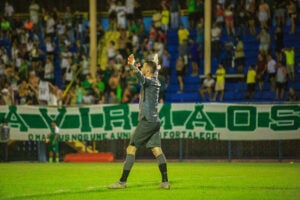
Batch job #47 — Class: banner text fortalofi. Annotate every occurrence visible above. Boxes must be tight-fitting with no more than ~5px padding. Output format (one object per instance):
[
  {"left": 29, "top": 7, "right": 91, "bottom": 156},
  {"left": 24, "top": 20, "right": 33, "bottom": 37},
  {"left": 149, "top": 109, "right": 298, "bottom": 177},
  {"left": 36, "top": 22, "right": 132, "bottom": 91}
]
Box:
[{"left": 0, "top": 104, "right": 299, "bottom": 141}]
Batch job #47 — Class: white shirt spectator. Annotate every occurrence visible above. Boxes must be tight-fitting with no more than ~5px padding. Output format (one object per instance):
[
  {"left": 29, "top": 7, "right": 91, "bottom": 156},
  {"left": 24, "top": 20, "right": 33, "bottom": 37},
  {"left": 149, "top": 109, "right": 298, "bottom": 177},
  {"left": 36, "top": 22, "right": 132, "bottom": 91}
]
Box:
[
  {"left": 61, "top": 51, "right": 72, "bottom": 70},
  {"left": 203, "top": 78, "right": 215, "bottom": 88},
  {"left": 45, "top": 41, "right": 55, "bottom": 53},
  {"left": 126, "top": 0, "right": 134, "bottom": 15},
  {"left": 44, "top": 60, "right": 54, "bottom": 80},
  {"left": 4, "top": 2, "right": 14, "bottom": 17},
  {"left": 211, "top": 25, "right": 222, "bottom": 41},
  {"left": 116, "top": 4, "right": 127, "bottom": 29},
  {"left": 46, "top": 17, "right": 56, "bottom": 35},
  {"left": 38, "top": 80, "right": 50, "bottom": 102},
  {"left": 29, "top": 1, "right": 40, "bottom": 24},
  {"left": 267, "top": 58, "right": 276, "bottom": 74}
]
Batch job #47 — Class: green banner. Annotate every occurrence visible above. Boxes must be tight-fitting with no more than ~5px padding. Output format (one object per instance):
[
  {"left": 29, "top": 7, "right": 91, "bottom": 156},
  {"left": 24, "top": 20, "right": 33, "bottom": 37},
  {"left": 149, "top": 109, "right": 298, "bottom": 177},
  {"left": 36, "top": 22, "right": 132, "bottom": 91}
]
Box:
[{"left": 0, "top": 103, "right": 299, "bottom": 141}]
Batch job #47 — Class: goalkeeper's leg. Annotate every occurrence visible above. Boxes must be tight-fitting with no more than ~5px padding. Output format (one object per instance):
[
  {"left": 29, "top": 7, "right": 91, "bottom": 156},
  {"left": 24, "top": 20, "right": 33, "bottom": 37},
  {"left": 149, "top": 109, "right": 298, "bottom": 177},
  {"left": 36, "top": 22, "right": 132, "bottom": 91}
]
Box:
[
  {"left": 151, "top": 147, "right": 169, "bottom": 186},
  {"left": 119, "top": 145, "right": 137, "bottom": 182}
]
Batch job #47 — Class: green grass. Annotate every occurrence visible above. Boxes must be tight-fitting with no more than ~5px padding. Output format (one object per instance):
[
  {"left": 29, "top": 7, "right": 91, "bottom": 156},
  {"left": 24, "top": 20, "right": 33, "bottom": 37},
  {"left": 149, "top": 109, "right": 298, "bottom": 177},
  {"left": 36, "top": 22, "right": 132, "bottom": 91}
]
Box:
[{"left": 0, "top": 162, "right": 299, "bottom": 200}]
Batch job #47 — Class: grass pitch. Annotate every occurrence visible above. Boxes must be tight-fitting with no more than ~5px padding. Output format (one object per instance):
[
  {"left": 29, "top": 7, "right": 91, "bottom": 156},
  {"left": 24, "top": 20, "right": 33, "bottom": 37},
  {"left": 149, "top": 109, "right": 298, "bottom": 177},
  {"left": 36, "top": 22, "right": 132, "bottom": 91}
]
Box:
[{"left": 0, "top": 162, "right": 299, "bottom": 200}]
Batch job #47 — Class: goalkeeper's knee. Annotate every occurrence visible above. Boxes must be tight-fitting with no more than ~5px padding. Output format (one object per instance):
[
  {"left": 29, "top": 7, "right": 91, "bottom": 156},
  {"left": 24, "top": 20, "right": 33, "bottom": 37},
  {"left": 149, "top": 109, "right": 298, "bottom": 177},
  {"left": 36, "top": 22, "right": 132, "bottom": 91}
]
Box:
[
  {"left": 126, "top": 145, "right": 137, "bottom": 155},
  {"left": 151, "top": 147, "right": 163, "bottom": 157}
]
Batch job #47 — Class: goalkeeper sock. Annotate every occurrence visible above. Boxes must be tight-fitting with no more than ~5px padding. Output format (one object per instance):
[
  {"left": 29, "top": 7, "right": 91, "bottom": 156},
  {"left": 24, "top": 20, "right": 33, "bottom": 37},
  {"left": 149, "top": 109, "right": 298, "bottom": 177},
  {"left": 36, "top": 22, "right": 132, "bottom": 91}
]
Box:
[
  {"left": 49, "top": 157, "right": 53, "bottom": 163},
  {"left": 120, "top": 154, "right": 135, "bottom": 182},
  {"left": 157, "top": 154, "right": 168, "bottom": 182},
  {"left": 55, "top": 157, "right": 59, "bottom": 163}
]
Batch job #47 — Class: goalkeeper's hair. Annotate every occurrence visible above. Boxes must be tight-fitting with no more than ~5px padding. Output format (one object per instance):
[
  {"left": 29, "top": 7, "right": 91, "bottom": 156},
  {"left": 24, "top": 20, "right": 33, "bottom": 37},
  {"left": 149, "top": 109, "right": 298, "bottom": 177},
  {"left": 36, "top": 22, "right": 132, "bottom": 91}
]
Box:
[{"left": 144, "top": 60, "right": 158, "bottom": 73}]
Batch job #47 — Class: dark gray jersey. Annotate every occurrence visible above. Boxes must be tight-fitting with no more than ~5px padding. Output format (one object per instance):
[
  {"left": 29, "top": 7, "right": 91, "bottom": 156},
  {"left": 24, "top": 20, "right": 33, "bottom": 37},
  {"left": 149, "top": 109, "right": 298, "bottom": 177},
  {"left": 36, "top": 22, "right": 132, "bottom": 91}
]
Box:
[{"left": 135, "top": 69, "right": 161, "bottom": 122}]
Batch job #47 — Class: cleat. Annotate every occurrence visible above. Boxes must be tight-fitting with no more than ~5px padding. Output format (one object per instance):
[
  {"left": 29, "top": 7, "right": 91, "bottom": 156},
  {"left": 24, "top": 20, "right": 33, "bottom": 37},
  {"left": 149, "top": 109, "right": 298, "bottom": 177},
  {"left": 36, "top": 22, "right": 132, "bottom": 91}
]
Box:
[
  {"left": 159, "top": 181, "right": 170, "bottom": 190},
  {"left": 107, "top": 181, "right": 127, "bottom": 189}
]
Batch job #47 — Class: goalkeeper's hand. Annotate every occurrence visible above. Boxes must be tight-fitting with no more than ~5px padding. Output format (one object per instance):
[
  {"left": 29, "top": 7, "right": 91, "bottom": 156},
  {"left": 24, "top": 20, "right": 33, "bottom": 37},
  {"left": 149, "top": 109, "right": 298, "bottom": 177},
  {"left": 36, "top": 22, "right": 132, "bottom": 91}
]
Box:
[{"left": 128, "top": 54, "right": 135, "bottom": 66}]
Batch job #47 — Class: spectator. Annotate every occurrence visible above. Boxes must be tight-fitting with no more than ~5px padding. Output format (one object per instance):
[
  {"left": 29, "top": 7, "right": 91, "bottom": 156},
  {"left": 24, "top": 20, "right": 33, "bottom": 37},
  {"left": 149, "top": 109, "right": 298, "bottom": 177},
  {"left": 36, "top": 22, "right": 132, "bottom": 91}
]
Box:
[
  {"left": 4, "top": 2, "right": 15, "bottom": 19},
  {"left": 187, "top": 0, "right": 196, "bottom": 28},
  {"left": 256, "top": 53, "right": 267, "bottom": 91},
  {"left": 274, "top": 26, "right": 284, "bottom": 62},
  {"left": 152, "top": 9, "right": 162, "bottom": 29},
  {"left": 157, "top": 29, "right": 167, "bottom": 45},
  {"left": 60, "top": 44, "right": 72, "bottom": 77},
  {"left": 18, "top": 79, "right": 30, "bottom": 105},
  {"left": 75, "top": 82, "right": 84, "bottom": 105},
  {"left": 158, "top": 70, "right": 167, "bottom": 103},
  {"left": 126, "top": 0, "right": 135, "bottom": 21},
  {"left": 80, "top": 54, "right": 90, "bottom": 80},
  {"left": 189, "top": 38, "right": 199, "bottom": 76},
  {"left": 235, "top": 4, "right": 247, "bottom": 37},
  {"left": 116, "top": 0, "right": 127, "bottom": 29},
  {"left": 161, "top": 48, "right": 170, "bottom": 83},
  {"left": 161, "top": 3, "right": 170, "bottom": 32},
  {"left": 211, "top": 23, "right": 222, "bottom": 59},
  {"left": 107, "top": 70, "right": 122, "bottom": 101},
  {"left": 282, "top": 47, "right": 295, "bottom": 82},
  {"left": 287, "top": 0, "right": 297, "bottom": 34},
  {"left": 275, "top": 62, "right": 287, "bottom": 100},
  {"left": 199, "top": 73, "right": 215, "bottom": 101},
  {"left": 215, "top": 3, "right": 224, "bottom": 27},
  {"left": 213, "top": 63, "right": 226, "bottom": 102},
  {"left": 0, "top": 59, "right": 5, "bottom": 82},
  {"left": 246, "top": 0, "right": 257, "bottom": 35},
  {"left": 48, "top": 82, "right": 63, "bottom": 106},
  {"left": 45, "top": 12, "right": 56, "bottom": 39},
  {"left": 266, "top": 54, "right": 277, "bottom": 91},
  {"left": 178, "top": 24, "right": 190, "bottom": 45},
  {"left": 64, "top": 7, "right": 75, "bottom": 43},
  {"left": 196, "top": 21, "right": 204, "bottom": 59},
  {"left": 44, "top": 57, "right": 54, "bottom": 84},
  {"left": 148, "top": 25, "right": 157, "bottom": 50},
  {"left": 45, "top": 36, "right": 56, "bottom": 60},
  {"left": 64, "top": 58, "right": 75, "bottom": 87},
  {"left": 257, "top": 27, "right": 270, "bottom": 55},
  {"left": 175, "top": 56, "right": 185, "bottom": 93},
  {"left": 38, "top": 80, "right": 50, "bottom": 105},
  {"left": 245, "top": 65, "right": 256, "bottom": 99},
  {"left": 107, "top": 40, "right": 117, "bottom": 63},
  {"left": 178, "top": 39, "right": 189, "bottom": 69},
  {"left": 234, "top": 36, "right": 245, "bottom": 73},
  {"left": 1, "top": 87, "right": 13, "bottom": 105},
  {"left": 258, "top": 0, "right": 270, "bottom": 28},
  {"left": 287, "top": 87, "right": 298, "bottom": 101},
  {"left": 274, "top": 0, "right": 286, "bottom": 26},
  {"left": 153, "top": 38, "right": 164, "bottom": 58},
  {"left": 108, "top": 0, "right": 117, "bottom": 28},
  {"left": 170, "top": 0, "right": 181, "bottom": 29},
  {"left": 29, "top": 0, "right": 40, "bottom": 25},
  {"left": 82, "top": 89, "right": 95, "bottom": 105},
  {"left": 195, "top": 0, "right": 204, "bottom": 22},
  {"left": 18, "top": 57, "right": 29, "bottom": 81},
  {"left": 1, "top": 17, "right": 11, "bottom": 34},
  {"left": 224, "top": 5, "right": 235, "bottom": 36},
  {"left": 30, "top": 43, "right": 43, "bottom": 71}
]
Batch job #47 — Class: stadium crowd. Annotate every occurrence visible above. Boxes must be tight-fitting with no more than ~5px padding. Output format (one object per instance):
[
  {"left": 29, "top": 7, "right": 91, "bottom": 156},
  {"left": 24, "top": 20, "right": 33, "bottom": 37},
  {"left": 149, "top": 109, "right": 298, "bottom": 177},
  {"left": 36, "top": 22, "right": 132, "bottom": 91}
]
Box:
[{"left": 0, "top": 0, "right": 299, "bottom": 106}]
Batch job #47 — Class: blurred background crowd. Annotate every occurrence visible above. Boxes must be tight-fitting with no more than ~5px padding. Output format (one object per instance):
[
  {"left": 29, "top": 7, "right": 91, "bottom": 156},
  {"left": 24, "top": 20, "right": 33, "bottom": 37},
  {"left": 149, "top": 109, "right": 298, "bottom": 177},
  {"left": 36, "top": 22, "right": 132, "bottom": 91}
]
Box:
[{"left": 0, "top": 0, "right": 299, "bottom": 106}]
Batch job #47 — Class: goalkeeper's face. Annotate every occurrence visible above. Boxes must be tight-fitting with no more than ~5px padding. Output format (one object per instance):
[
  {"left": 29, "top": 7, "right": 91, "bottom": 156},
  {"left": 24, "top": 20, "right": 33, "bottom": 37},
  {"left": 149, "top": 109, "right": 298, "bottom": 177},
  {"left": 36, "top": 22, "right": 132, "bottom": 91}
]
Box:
[
  {"left": 142, "top": 61, "right": 157, "bottom": 77},
  {"left": 141, "top": 63, "right": 154, "bottom": 78}
]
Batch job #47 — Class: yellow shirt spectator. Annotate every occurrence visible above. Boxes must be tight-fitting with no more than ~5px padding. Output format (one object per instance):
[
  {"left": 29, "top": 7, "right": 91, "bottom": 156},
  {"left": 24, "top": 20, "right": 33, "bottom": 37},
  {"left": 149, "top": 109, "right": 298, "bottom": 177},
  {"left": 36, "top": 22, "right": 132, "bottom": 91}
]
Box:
[
  {"left": 283, "top": 48, "right": 295, "bottom": 65},
  {"left": 247, "top": 68, "right": 256, "bottom": 84},
  {"left": 161, "top": 10, "right": 170, "bottom": 26},
  {"left": 216, "top": 67, "right": 226, "bottom": 83},
  {"left": 178, "top": 25, "right": 189, "bottom": 44}
]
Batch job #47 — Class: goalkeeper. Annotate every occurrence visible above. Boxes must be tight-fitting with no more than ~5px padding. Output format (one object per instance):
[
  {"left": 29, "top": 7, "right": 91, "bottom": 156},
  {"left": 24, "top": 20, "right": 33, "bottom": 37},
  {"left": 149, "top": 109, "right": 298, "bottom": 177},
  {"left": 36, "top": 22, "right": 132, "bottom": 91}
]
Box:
[
  {"left": 46, "top": 120, "right": 60, "bottom": 163},
  {"left": 108, "top": 54, "right": 170, "bottom": 189}
]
